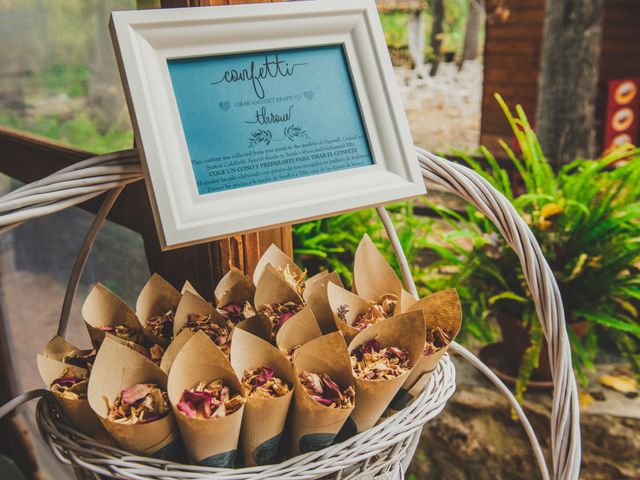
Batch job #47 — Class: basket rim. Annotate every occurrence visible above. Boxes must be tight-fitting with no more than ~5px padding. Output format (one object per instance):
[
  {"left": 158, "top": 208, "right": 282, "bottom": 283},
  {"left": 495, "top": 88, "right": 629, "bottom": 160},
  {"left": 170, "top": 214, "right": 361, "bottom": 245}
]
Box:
[{"left": 36, "top": 356, "right": 456, "bottom": 479}]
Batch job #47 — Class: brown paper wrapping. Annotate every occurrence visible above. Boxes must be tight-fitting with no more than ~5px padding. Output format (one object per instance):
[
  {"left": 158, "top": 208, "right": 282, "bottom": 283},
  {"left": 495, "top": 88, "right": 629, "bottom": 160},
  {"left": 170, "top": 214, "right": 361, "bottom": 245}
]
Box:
[
  {"left": 275, "top": 306, "right": 322, "bottom": 356},
  {"left": 236, "top": 314, "right": 272, "bottom": 342},
  {"left": 400, "top": 289, "right": 419, "bottom": 312},
  {"left": 253, "top": 244, "right": 303, "bottom": 287},
  {"left": 87, "top": 337, "right": 182, "bottom": 460},
  {"left": 136, "top": 274, "right": 182, "bottom": 348},
  {"left": 304, "top": 272, "right": 342, "bottom": 335},
  {"left": 402, "top": 289, "right": 462, "bottom": 390},
  {"left": 82, "top": 283, "right": 144, "bottom": 349},
  {"left": 173, "top": 290, "right": 226, "bottom": 336},
  {"left": 160, "top": 329, "right": 195, "bottom": 374},
  {"left": 288, "top": 332, "right": 355, "bottom": 456},
  {"left": 345, "top": 311, "right": 425, "bottom": 434},
  {"left": 215, "top": 269, "right": 255, "bottom": 308},
  {"left": 167, "top": 331, "right": 245, "bottom": 468},
  {"left": 327, "top": 282, "right": 378, "bottom": 342},
  {"left": 181, "top": 280, "right": 204, "bottom": 300},
  {"left": 37, "top": 337, "right": 109, "bottom": 442},
  {"left": 230, "top": 328, "right": 295, "bottom": 466},
  {"left": 254, "top": 264, "right": 303, "bottom": 311},
  {"left": 352, "top": 234, "right": 403, "bottom": 304}
]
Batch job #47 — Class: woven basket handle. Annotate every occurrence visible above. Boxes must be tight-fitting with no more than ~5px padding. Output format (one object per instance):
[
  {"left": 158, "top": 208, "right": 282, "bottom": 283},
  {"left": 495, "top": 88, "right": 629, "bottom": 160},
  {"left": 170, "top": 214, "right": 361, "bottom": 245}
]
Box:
[
  {"left": 0, "top": 147, "right": 579, "bottom": 479},
  {"left": 411, "top": 149, "right": 581, "bottom": 480}
]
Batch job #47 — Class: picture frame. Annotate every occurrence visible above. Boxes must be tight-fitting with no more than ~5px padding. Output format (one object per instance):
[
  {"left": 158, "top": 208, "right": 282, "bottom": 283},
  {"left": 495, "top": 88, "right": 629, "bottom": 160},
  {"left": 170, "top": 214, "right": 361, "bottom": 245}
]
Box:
[{"left": 110, "top": 0, "right": 425, "bottom": 250}]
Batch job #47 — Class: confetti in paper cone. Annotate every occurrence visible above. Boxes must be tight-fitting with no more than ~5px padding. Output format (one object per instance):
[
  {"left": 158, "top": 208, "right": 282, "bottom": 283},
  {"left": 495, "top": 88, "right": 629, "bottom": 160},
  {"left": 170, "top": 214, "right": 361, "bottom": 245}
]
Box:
[
  {"left": 87, "top": 337, "right": 183, "bottom": 460},
  {"left": 167, "top": 331, "right": 245, "bottom": 467},
  {"left": 288, "top": 332, "right": 355, "bottom": 456},
  {"left": 231, "top": 328, "right": 294, "bottom": 466},
  {"left": 136, "top": 274, "right": 182, "bottom": 348}
]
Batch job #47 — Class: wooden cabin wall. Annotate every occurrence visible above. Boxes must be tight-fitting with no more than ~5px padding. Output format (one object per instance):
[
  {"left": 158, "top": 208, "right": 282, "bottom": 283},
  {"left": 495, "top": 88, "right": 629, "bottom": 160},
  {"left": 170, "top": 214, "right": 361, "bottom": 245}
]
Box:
[{"left": 479, "top": 0, "right": 640, "bottom": 156}]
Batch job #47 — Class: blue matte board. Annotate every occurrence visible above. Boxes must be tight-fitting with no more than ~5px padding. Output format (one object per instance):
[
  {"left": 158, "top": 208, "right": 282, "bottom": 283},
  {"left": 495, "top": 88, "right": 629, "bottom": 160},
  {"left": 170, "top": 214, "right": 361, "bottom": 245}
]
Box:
[{"left": 167, "top": 45, "right": 374, "bottom": 195}]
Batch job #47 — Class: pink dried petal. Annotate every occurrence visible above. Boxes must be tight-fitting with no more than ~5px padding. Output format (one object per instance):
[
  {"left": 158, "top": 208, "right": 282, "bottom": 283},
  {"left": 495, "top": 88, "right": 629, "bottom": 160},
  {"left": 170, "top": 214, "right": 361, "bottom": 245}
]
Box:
[{"left": 121, "top": 383, "right": 154, "bottom": 406}]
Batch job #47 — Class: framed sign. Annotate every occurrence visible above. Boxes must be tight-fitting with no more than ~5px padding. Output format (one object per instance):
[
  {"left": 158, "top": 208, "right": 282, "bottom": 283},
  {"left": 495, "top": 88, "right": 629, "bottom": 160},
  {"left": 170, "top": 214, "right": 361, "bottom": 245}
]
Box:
[{"left": 110, "top": 0, "right": 424, "bottom": 250}]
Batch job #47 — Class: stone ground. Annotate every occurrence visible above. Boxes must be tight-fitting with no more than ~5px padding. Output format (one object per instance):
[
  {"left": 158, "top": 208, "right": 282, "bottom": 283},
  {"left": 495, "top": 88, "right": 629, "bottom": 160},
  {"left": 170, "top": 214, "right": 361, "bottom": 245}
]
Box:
[{"left": 409, "top": 355, "right": 640, "bottom": 479}]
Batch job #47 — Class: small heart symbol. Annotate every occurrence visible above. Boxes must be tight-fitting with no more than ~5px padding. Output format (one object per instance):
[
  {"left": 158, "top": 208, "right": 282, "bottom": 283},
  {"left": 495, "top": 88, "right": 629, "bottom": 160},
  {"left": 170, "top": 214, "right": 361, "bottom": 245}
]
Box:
[
  {"left": 304, "top": 90, "right": 314, "bottom": 100},
  {"left": 219, "top": 101, "right": 230, "bottom": 111}
]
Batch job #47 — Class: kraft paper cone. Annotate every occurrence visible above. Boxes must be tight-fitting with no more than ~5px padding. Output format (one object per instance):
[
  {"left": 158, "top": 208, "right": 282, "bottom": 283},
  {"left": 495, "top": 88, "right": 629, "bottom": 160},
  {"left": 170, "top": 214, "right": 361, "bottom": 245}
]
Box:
[
  {"left": 388, "top": 370, "right": 434, "bottom": 413},
  {"left": 160, "top": 329, "right": 195, "bottom": 374},
  {"left": 230, "top": 328, "right": 295, "bottom": 466},
  {"left": 181, "top": 280, "right": 204, "bottom": 300},
  {"left": 215, "top": 269, "right": 255, "bottom": 307},
  {"left": 82, "top": 283, "right": 144, "bottom": 349},
  {"left": 400, "top": 289, "right": 419, "bottom": 312},
  {"left": 275, "top": 306, "right": 322, "bottom": 356},
  {"left": 288, "top": 332, "right": 355, "bottom": 456},
  {"left": 37, "top": 339, "right": 110, "bottom": 442},
  {"left": 236, "top": 314, "right": 272, "bottom": 342},
  {"left": 136, "top": 274, "right": 182, "bottom": 348},
  {"left": 352, "top": 234, "right": 403, "bottom": 303},
  {"left": 327, "top": 282, "right": 378, "bottom": 342},
  {"left": 253, "top": 244, "right": 303, "bottom": 287},
  {"left": 254, "top": 264, "right": 303, "bottom": 310},
  {"left": 168, "top": 331, "right": 245, "bottom": 467},
  {"left": 41, "top": 335, "right": 79, "bottom": 361},
  {"left": 173, "top": 290, "right": 226, "bottom": 336},
  {"left": 344, "top": 311, "right": 425, "bottom": 434},
  {"left": 304, "top": 271, "right": 342, "bottom": 335},
  {"left": 87, "top": 337, "right": 182, "bottom": 460},
  {"left": 402, "top": 289, "right": 462, "bottom": 390}
]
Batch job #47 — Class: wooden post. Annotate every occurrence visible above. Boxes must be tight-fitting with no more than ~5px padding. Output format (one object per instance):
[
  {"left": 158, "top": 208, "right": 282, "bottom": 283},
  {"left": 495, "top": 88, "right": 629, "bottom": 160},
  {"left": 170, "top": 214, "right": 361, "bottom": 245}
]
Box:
[{"left": 146, "top": 0, "right": 291, "bottom": 298}]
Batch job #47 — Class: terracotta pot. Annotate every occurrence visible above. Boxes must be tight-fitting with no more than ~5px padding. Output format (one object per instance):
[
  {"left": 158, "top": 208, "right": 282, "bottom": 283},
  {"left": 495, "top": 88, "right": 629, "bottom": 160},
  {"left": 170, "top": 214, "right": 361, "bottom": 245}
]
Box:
[{"left": 496, "top": 311, "right": 588, "bottom": 381}]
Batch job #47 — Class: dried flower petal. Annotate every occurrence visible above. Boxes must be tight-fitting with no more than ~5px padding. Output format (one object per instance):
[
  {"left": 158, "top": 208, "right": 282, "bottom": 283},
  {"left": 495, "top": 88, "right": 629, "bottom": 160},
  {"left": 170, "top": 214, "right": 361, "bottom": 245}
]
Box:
[
  {"left": 98, "top": 324, "right": 143, "bottom": 344},
  {"left": 51, "top": 371, "right": 88, "bottom": 400},
  {"left": 146, "top": 309, "right": 175, "bottom": 339},
  {"left": 277, "top": 264, "right": 306, "bottom": 297},
  {"left": 242, "top": 367, "right": 291, "bottom": 399},
  {"left": 217, "top": 301, "right": 255, "bottom": 324},
  {"left": 299, "top": 371, "right": 354, "bottom": 409},
  {"left": 352, "top": 294, "right": 398, "bottom": 331},
  {"left": 351, "top": 339, "right": 411, "bottom": 380},
  {"left": 176, "top": 379, "right": 244, "bottom": 419},
  {"left": 263, "top": 302, "right": 303, "bottom": 337},
  {"left": 63, "top": 349, "right": 96, "bottom": 370},
  {"left": 107, "top": 383, "right": 170, "bottom": 424},
  {"left": 185, "top": 313, "right": 232, "bottom": 357},
  {"left": 423, "top": 327, "right": 452, "bottom": 355}
]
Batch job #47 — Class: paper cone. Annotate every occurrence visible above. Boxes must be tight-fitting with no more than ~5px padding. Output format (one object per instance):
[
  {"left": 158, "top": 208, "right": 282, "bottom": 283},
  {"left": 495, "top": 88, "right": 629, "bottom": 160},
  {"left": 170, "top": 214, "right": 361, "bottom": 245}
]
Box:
[
  {"left": 388, "top": 370, "right": 434, "bottom": 413},
  {"left": 236, "top": 314, "right": 272, "bottom": 342},
  {"left": 402, "top": 288, "right": 462, "bottom": 390},
  {"left": 37, "top": 339, "right": 109, "bottom": 442},
  {"left": 400, "top": 289, "right": 419, "bottom": 312},
  {"left": 254, "top": 264, "right": 302, "bottom": 310},
  {"left": 230, "top": 328, "right": 294, "bottom": 466},
  {"left": 275, "top": 306, "right": 322, "bottom": 356},
  {"left": 352, "top": 234, "right": 403, "bottom": 303},
  {"left": 167, "top": 331, "right": 245, "bottom": 467},
  {"left": 87, "top": 337, "right": 182, "bottom": 460},
  {"left": 160, "top": 329, "right": 195, "bottom": 374},
  {"left": 215, "top": 269, "right": 255, "bottom": 307},
  {"left": 327, "top": 282, "right": 377, "bottom": 342},
  {"left": 288, "top": 332, "right": 355, "bottom": 456},
  {"left": 136, "top": 274, "right": 182, "bottom": 348},
  {"left": 345, "top": 311, "right": 425, "bottom": 433},
  {"left": 173, "top": 290, "right": 225, "bottom": 336},
  {"left": 304, "top": 272, "right": 342, "bottom": 335},
  {"left": 82, "top": 283, "right": 145, "bottom": 349},
  {"left": 181, "top": 280, "right": 204, "bottom": 300},
  {"left": 253, "top": 244, "right": 303, "bottom": 287}
]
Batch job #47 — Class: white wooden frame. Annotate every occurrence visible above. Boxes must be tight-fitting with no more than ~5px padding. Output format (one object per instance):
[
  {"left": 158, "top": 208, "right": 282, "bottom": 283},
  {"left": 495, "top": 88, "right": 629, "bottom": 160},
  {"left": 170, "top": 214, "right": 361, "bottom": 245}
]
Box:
[{"left": 110, "top": 0, "right": 424, "bottom": 250}]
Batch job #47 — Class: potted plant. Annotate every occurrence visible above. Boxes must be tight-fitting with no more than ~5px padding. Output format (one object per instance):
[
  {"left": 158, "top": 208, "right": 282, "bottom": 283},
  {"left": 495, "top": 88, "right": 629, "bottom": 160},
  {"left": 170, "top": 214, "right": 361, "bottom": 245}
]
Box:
[{"left": 423, "top": 95, "right": 640, "bottom": 399}]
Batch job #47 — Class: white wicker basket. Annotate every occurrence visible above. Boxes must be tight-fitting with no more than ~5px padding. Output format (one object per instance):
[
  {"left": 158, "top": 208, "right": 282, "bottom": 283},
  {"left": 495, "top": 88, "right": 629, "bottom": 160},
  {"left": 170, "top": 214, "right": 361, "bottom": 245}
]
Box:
[{"left": 0, "top": 147, "right": 580, "bottom": 480}]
